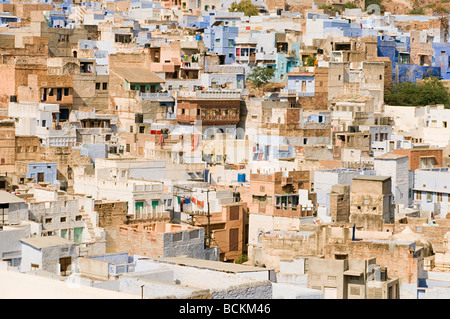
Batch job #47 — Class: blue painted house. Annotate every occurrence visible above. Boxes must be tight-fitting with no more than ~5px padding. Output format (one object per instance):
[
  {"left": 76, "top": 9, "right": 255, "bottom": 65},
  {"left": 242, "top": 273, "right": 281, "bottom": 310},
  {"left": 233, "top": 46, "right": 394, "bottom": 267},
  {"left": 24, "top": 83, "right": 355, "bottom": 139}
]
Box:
[
  {"left": 204, "top": 23, "right": 238, "bottom": 65},
  {"left": 26, "top": 163, "right": 59, "bottom": 186},
  {"left": 285, "top": 71, "right": 315, "bottom": 96},
  {"left": 378, "top": 34, "right": 440, "bottom": 83},
  {"left": 432, "top": 42, "right": 450, "bottom": 80}
]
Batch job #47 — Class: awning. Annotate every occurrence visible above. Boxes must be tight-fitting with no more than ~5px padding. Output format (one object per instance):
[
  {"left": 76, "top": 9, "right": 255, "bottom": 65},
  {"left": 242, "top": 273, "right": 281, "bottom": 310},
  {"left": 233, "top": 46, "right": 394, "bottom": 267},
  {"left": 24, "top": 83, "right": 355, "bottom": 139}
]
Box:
[{"left": 344, "top": 270, "right": 364, "bottom": 276}]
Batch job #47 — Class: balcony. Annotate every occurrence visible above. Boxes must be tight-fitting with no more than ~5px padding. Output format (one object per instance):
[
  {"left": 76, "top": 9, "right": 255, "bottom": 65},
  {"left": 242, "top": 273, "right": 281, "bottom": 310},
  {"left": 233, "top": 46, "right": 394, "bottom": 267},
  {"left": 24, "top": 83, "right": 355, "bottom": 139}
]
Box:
[
  {"left": 255, "top": 52, "right": 275, "bottom": 61},
  {"left": 181, "top": 62, "right": 200, "bottom": 69},
  {"left": 196, "top": 90, "right": 241, "bottom": 99},
  {"left": 140, "top": 92, "right": 173, "bottom": 100},
  {"left": 280, "top": 88, "right": 314, "bottom": 97}
]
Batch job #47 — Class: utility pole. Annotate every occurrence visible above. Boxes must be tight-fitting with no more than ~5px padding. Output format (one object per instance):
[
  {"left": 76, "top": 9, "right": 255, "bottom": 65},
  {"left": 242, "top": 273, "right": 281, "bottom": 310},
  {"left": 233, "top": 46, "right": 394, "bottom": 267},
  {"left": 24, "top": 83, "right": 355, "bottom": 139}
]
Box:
[
  {"left": 206, "top": 188, "right": 211, "bottom": 247},
  {"left": 202, "top": 187, "right": 215, "bottom": 248}
]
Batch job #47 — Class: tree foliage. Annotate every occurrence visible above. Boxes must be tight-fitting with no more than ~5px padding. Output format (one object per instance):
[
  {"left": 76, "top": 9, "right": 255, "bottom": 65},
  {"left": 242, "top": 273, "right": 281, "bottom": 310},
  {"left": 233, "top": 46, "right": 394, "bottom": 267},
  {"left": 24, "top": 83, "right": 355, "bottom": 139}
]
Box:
[
  {"left": 229, "top": 0, "right": 259, "bottom": 17},
  {"left": 305, "top": 56, "right": 317, "bottom": 67},
  {"left": 343, "top": 2, "right": 359, "bottom": 9},
  {"left": 384, "top": 77, "right": 450, "bottom": 107},
  {"left": 247, "top": 66, "right": 276, "bottom": 88}
]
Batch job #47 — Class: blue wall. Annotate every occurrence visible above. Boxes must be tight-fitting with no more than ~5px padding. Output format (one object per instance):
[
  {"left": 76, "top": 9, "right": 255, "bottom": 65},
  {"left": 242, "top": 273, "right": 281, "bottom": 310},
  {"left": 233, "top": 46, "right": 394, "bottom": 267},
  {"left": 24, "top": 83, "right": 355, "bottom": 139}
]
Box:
[
  {"left": 26, "top": 163, "right": 59, "bottom": 186},
  {"left": 432, "top": 43, "right": 450, "bottom": 80},
  {"left": 80, "top": 144, "right": 107, "bottom": 163},
  {"left": 206, "top": 25, "right": 238, "bottom": 64},
  {"left": 394, "top": 64, "right": 441, "bottom": 83}
]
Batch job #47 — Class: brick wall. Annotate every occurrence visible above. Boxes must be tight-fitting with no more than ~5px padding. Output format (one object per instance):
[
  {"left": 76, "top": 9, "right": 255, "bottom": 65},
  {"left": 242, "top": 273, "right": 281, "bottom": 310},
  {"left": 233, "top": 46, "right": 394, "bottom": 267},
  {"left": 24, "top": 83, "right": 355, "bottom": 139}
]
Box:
[
  {"left": 116, "top": 224, "right": 165, "bottom": 257},
  {"left": 325, "top": 240, "right": 418, "bottom": 284},
  {"left": 393, "top": 148, "right": 443, "bottom": 170},
  {"left": 95, "top": 201, "right": 128, "bottom": 228},
  {"left": 0, "top": 121, "right": 15, "bottom": 173}
]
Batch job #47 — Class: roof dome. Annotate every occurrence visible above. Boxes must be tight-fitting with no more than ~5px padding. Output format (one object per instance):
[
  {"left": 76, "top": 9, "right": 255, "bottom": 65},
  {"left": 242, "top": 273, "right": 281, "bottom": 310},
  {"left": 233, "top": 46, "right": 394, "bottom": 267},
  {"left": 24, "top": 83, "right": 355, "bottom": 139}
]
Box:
[{"left": 391, "top": 226, "right": 434, "bottom": 256}]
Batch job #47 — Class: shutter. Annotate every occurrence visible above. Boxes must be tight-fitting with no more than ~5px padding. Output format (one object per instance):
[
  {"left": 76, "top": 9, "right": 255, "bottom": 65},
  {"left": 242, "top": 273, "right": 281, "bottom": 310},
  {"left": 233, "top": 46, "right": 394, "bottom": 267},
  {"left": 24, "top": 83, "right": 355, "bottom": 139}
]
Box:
[{"left": 229, "top": 228, "right": 239, "bottom": 251}]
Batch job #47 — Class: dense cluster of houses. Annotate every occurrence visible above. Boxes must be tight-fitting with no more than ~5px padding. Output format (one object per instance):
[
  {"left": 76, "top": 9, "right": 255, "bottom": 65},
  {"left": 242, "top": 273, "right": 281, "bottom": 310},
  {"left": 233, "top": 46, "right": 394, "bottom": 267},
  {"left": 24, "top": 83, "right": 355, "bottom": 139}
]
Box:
[{"left": 1, "top": 0, "right": 450, "bottom": 300}]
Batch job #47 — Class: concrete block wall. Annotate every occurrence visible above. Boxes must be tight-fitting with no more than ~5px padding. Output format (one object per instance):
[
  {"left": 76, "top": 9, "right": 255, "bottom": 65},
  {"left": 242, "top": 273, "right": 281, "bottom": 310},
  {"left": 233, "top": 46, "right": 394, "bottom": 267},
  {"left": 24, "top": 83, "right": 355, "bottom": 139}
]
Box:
[{"left": 325, "top": 240, "right": 418, "bottom": 286}]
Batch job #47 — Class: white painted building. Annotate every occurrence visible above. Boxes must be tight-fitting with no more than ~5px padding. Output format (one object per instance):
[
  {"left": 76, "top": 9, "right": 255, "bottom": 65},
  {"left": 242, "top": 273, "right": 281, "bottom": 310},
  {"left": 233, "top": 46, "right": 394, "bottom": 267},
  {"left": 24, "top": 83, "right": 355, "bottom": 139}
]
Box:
[
  {"left": 374, "top": 153, "right": 411, "bottom": 208},
  {"left": 8, "top": 101, "right": 76, "bottom": 146},
  {"left": 384, "top": 105, "right": 450, "bottom": 148},
  {"left": 73, "top": 158, "right": 171, "bottom": 218},
  {"left": 20, "top": 236, "right": 77, "bottom": 276}
]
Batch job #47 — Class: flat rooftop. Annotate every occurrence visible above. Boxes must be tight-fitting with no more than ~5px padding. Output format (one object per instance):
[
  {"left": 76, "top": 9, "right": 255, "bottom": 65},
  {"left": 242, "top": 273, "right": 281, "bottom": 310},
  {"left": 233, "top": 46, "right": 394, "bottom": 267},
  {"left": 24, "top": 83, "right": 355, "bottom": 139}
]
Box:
[
  {"left": 153, "top": 256, "right": 271, "bottom": 273},
  {"left": 375, "top": 153, "right": 408, "bottom": 160},
  {"left": 353, "top": 175, "right": 391, "bottom": 182},
  {"left": 20, "top": 236, "right": 74, "bottom": 249}
]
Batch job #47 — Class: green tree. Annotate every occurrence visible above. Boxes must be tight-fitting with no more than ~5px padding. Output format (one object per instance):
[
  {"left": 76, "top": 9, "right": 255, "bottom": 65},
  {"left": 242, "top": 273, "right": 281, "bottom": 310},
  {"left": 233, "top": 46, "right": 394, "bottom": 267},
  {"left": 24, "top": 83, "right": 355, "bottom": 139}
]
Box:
[
  {"left": 384, "top": 77, "right": 450, "bottom": 107},
  {"left": 343, "top": 2, "right": 359, "bottom": 9},
  {"left": 247, "top": 66, "right": 276, "bottom": 88},
  {"left": 319, "top": 4, "right": 340, "bottom": 13},
  {"left": 235, "top": 254, "right": 248, "bottom": 264},
  {"left": 305, "top": 56, "right": 317, "bottom": 67},
  {"left": 229, "top": 0, "right": 259, "bottom": 17}
]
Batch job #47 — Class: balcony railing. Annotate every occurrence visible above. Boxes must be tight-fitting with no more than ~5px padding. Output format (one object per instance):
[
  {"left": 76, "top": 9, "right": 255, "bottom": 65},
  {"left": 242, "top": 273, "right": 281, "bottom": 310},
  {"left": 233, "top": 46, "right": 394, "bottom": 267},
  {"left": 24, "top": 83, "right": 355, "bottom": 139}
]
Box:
[
  {"left": 109, "top": 262, "right": 135, "bottom": 276},
  {"left": 140, "top": 92, "right": 173, "bottom": 100}
]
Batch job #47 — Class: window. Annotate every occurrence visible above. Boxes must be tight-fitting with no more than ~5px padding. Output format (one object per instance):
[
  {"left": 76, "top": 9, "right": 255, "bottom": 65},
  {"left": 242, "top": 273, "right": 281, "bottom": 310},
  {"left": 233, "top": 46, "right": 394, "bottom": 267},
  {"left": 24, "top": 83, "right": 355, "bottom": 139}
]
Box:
[
  {"left": 126, "top": 144, "right": 130, "bottom": 152},
  {"left": 75, "top": 215, "right": 82, "bottom": 221},
  {"left": 229, "top": 206, "right": 239, "bottom": 221},
  {"left": 102, "top": 82, "right": 108, "bottom": 90},
  {"left": 115, "top": 34, "right": 131, "bottom": 43},
  {"left": 80, "top": 62, "right": 93, "bottom": 73},
  {"left": 45, "top": 218, "right": 52, "bottom": 224},
  {"left": 56, "top": 88, "right": 62, "bottom": 101},
  {"left": 416, "top": 191, "right": 422, "bottom": 200},
  {"left": 139, "top": 126, "right": 145, "bottom": 134},
  {"left": 189, "top": 230, "right": 199, "bottom": 239},
  {"left": 173, "top": 232, "right": 182, "bottom": 242},
  {"left": 58, "top": 34, "right": 68, "bottom": 42},
  {"left": 437, "top": 193, "right": 443, "bottom": 202},
  {"left": 60, "top": 217, "right": 67, "bottom": 223},
  {"left": 328, "top": 275, "right": 337, "bottom": 281},
  {"left": 96, "top": 82, "right": 101, "bottom": 90}
]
